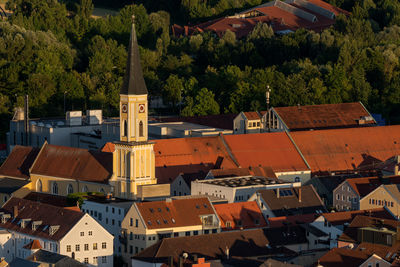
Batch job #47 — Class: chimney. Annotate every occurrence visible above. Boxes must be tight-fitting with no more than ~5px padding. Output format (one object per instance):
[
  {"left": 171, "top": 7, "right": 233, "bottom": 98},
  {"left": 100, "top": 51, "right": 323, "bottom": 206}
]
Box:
[
  {"left": 225, "top": 246, "right": 230, "bottom": 259},
  {"left": 13, "top": 206, "right": 18, "bottom": 218},
  {"left": 298, "top": 187, "right": 302, "bottom": 203},
  {"left": 277, "top": 188, "right": 280, "bottom": 198}
]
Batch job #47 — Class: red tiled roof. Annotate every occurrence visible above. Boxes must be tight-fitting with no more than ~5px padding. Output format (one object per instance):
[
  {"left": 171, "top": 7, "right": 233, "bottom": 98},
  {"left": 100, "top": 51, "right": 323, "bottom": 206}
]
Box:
[
  {"left": 243, "top": 112, "right": 262, "bottom": 120},
  {"left": 23, "top": 239, "right": 42, "bottom": 250},
  {"left": 268, "top": 213, "right": 316, "bottom": 228},
  {"left": 321, "top": 208, "right": 396, "bottom": 226},
  {"left": 345, "top": 176, "right": 400, "bottom": 197},
  {"left": 291, "top": 125, "right": 400, "bottom": 173},
  {"left": 30, "top": 143, "right": 112, "bottom": 184},
  {"left": 0, "top": 197, "right": 84, "bottom": 241},
  {"left": 154, "top": 136, "right": 238, "bottom": 184},
  {"left": 273, "top": 102, "right": 375, "bottom": 130},
  {"left": 315, "top": 247, "right": 370, "bottom": 267},
  {"left": 223, "top": 132, "right": 310, "bottom": 172},
  {"left": 101, "top": 142, "right": 115, "bottom": 153},
  {"left": 136, "top": 198, "right": 216, "bottom": 230},
  {"left": 214, "top": 201, "right": 267, "bottom": 230},
  {"left": 0, "top": 146, "right": 40, "bottom": 179}
]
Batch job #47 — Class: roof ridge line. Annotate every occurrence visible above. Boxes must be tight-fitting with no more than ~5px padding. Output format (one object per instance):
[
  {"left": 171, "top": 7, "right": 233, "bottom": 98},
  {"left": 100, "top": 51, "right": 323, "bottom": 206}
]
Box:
[
  {"left": 218, "top": 134, "right": 240, "bottom": 168},
  {"left": 285, "top": 131, "right": 311, "bottom": 170},
  {"left": 29, "top": 140, "right": 47, "bottom": 175}
]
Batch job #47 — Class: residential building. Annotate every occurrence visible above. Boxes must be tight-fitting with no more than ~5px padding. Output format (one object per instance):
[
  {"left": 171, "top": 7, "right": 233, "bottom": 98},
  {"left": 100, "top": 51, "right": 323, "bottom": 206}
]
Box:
[
  {"left": 265, "top": 102, "right": 375, "bottom": 132},
  {"left": 250, "top": 184, "right": 326, "bottom": 218},
  {"left": 360, "top": 184, "right": 400, "bottom": 218},
  {"left": 310, "top": 208, "right": 396, "bottom": 248},
  {"left": 81, "top": 195, "right": 134, "bottom": 256},
  {"left": 213, "top": 201, "right": 267, "bottom": 230},
  {"left": 333, "top": 176, "right": 400, "bottom": 211},
  {"left": 26, "top": 249, "right": 86, "bottom": 266},
  {"left": 0, "top": 177, "right": 31, "bottom": 206},
  {"left": 233, "top": 111, "right": 265, "bottom": 134},
  {"left": 170, "top": 173, "right": 202, "bottom": 197},
  {"left": 0, "top": 197, "right": 113, "bottom": 266},
  {"left": 172, "top": 0, "right": 349, "bottom": 38},
  {"left": 192, "top": 176, "right": 299, "bottom": 203},
  {"left": 0, "top": 230, "right": 12, "bottom": 261},
  {"left": 206, "top": 166, "right": 277, "bottom": 179},
  {"left": 120, "top": 197, "right": 220, "bottom": 265},
  {"left": 158, "top": 113, "right": 236, "bottom": 131}
]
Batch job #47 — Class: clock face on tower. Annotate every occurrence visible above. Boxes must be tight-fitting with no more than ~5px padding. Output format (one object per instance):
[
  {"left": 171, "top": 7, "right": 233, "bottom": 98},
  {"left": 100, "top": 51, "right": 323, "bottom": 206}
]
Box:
[
  {"left": 138, "top": 104, "right": 145, "bottom": 113},
  {"left": 122, "top": 104, "right": 128, "bottom": 113}
]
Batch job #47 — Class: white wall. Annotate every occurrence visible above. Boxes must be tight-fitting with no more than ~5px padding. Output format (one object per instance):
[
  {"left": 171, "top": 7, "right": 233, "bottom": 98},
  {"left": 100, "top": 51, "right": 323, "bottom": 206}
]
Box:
[
  {"left": 275, "top": 170, "right": 311, "bottom": 184},
  {"left": 0, "top": 231, "right": 13, "bottom": 262},
  {"left": 310, "top": 215, "right": 343, "bottom": 248},
  {"left": 170, "top": 176, "right": 190, "bottom": 197}
]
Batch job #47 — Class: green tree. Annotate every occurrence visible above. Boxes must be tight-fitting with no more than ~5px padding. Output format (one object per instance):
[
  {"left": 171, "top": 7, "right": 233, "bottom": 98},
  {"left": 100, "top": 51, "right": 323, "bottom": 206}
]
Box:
[{"left": 192, "top": 88, "right": 220, "bottom": 115}]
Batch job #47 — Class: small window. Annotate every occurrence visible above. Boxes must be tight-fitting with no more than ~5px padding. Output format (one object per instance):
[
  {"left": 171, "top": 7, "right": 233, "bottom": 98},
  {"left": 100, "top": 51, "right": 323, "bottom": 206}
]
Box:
[
  {"left": 89, "top": 231, "right": 92, "bottom": 236},
  {"left": 66, "top": 245, "right": 71, "bottom": 252},
  {"left": 93, "top": 243, "right": 97, "bottom": 250},
  {"left": 75, "top": 244, "right": 80, "bottom": 251},
  {"left": 102, "top": 242, "right": 106, "bottom": 249},
  {"left": 80, "top": 232, "right": 84, "bottom": 237},
  {"left": 84, "top": 244, "right": 89, "bottom": 251}
]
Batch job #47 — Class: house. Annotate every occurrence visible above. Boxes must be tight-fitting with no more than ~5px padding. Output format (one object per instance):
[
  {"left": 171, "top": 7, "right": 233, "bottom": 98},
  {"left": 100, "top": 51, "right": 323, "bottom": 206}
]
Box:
[
  {"left": 250, "top": 184, "right": 326, "bottom": 218},
  {"left": 266, "top": 102, "right": 375, "bottom": 132},
  {"left": 233, "top": 111, "right": 265, "bottom": 134},
  {"left": 81, "top": 195, "right": 134, "bottom": 256},
  {"left": 170, "top": 172, "right": 204, "bottom": 197},
  {"left": 213, "top": 201, "right": 267, "bottom": 230},
  {"left": 172, "top": 0, "right": 349, "bottom": 38},
  {"left": 0, "top": 177, "right": 31, "bottom": 206},
  {"left": 192, "top": 176, "right": 299, "bottom": 203},
  {"left": 0, "top": 145, "right": 39, "bottom": 179},
  {"left": 120, "top": 197, "right": 220, "bottom": 264},
  {"left": 337, "top": 215, "right": 400, "bottom": 248},
  {"left": 333, "top": 175, "right": 400, "bottom": 211},
  {"left": 26, "top": 249, "right": 86, "bottom": 266},
  {"left": 310, "top": 207, "right": 396, "bottom": 248},
  {"left": 0, "top": 197, "right": 114, "bottom": 266},
  {"left": 360, "top": 184, "right": 400, "bottom": 218}
]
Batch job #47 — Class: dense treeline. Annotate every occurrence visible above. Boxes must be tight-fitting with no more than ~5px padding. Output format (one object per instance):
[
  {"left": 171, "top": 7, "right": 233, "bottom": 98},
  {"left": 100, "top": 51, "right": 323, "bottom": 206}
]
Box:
[{"left": 1, "top": 0, "right": 400, "bottom": 141}]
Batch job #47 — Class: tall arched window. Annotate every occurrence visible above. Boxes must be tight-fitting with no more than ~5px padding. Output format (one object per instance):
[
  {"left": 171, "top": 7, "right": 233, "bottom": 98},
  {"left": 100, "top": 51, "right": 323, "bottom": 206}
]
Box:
[
  {"left": 124, "top": 120, "right": 127, "bottom": 137},
  {"left": 52, "top": 182, "right": 58, "bottom": 195},
  {"left": 82, "top": 186, "right": 88, "bottom": 193},
  {"left": 139, "top": 121, "right": 143, "bottom": 137},
  {"left": 67, "top": 184, "right": 74, "bottom": 195},
  {"left": 36, "top": 179, "right": 42, "bottom": 192}
]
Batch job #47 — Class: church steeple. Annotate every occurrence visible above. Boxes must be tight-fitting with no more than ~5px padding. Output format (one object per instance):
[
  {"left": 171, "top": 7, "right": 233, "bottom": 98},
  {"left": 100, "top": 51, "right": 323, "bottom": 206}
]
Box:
[{"left": 121, "top": 14, "right": 148, "bottom": 95}]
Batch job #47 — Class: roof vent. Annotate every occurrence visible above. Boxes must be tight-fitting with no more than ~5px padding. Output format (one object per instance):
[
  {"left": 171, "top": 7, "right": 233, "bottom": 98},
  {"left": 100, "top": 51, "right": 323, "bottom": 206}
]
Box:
[
  {"left": 49, "top": 225, "right": 60, "bottom": 235},
  {"left": 1, "top": 214, "right": 10, "bottom": 223},
  {"left": 20, "top": 218, "right": 31, "bottom": 228},
  {"left": 32, "top": 221, "right": 42, "bottom": 231}
]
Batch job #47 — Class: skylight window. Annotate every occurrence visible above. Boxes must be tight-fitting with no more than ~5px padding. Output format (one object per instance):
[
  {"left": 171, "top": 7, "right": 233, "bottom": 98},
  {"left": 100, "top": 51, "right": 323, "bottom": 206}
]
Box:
[
  {"left": 172, "top": 218, "right": 176, "bottom": 224},
  {"left": 148, "top": 221, "right": 152, "bottom": 225},
  {"left": 158, "top": 208, "right": 162, "bottom": 212},
  {"left": 204, "top": 204, "right": 208, "bottom": 208},
  {"left": 156, "top": 220, "right": 161, "bottom": 225},
  {"left": 166, "top": 207, "right": 170, "bottom": 212},
  {"left": 150, "top": 208, "right": 154, "bottom": 213},
  {"left": 196, "top": 205, "right": 200, "bottom": 209},
  {"left": 163, "top": 219, "right": 168, "bottom": 224}
]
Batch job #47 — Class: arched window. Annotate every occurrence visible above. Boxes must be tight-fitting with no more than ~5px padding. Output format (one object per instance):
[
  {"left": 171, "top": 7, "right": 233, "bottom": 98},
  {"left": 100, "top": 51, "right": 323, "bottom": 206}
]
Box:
[
  {"left": 36, "top": 179, "right": 42, "bottom": 192},
  {"left": 67, "top": 184, "right": 74, "bottom": 195},
  {"left": 139, "top": 121, "right": 143, "bottom": 137},
  {"left": 52, "top": 182, "right": 58, "bottom": 195},
  {"left": 124, "top": 120, "right": 127, "bottom": 137},
  {"left": 82, "top": 186, "right": 88, "bottom": 193}
]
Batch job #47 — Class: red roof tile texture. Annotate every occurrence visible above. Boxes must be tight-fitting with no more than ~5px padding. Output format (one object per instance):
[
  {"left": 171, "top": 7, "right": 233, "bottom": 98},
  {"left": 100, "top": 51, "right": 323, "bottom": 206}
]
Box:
[
  {"left": 291, "top": 125, "right": 400, "bottom": 173},
  {"left": 136, "top": 198, "right": 217, "bottom": 230},
  {"left": 30, "top": 143, "right": 112, "bottom": 183},
  {"left": 214, "top": 201, "right": 267, "bottom": 230},
  {"left": 274, "top": 102, "right": 375, "bottom": 130},
  {"left": 345, "top": 176, "right": 400, "bottom": 197},
  {"left": 0, "top": 145, "right": 40, "bottom": 179},
  {"left": 315, "top": 247, "right": 370, "bottom": 267},
  {"left": 321, "top": 208, "right": 396, "bottom": 226},
  {"left": 223, "top": 132, "right": 310, "bottom": 172},
  {"left": 268, "top": 213, "right": 316, "bottom": 228},
  {"left": 0, "top": 197, "right": 84, "bottom": 241}
]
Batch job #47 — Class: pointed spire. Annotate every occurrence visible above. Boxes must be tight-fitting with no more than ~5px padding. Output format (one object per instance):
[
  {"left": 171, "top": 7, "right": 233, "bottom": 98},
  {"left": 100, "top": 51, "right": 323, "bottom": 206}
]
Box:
[{"left": 120, "top": 12, "right": 148, "bottom": 95}]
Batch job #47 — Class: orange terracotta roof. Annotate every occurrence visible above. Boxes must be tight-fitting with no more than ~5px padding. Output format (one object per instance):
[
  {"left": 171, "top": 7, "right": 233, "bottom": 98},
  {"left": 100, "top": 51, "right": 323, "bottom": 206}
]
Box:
[
  {"left": 243, "top": 111, "right": 262, "bottom": 120},
  {"left": 267, "top": 213, "right": 316, "bottom": 228},
  {"left": 315, "top": 247, "right": 370, "bottom": 267},
  {"left": 320, "top": 208, "right": 395, "bottom": 226},
  {"left": 223, "top": 132, "right": 310, "bottom": 172},
  {"left": 154, "top": 136, "right": 238, "bottom": 184},
  {"left": 214, "top": 201, "right": 267, "bottom": 230},
  {"left": 30, "top": 143, "right": 112, "bottom": 184},
  {"left": 345, "top": 175, "right": 400, "bottom": 197},
  {"left": 291, "top": 125, "right": 400, "bottom": 173},
  {"left": 136, "top": 198, "right": 216, "bottom": 230},
  {"left": 307, "top": 0, "right": 350, "bottom": 16},
  {"left": 273, "top": 102, "right": 375, "bottom": 130},
  {"left": 101, "top": 142, "right": 115, "bottom": 153},
  {"left": 0, "top": 145, "right": 40, "bottom": 179},
  {"left": 23, "top": 239, "right": 42, "bottom": 250}
]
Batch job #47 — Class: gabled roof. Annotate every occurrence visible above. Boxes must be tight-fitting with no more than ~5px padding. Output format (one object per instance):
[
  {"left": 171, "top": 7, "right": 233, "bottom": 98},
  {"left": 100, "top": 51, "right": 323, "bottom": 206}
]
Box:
[
  {"left": 315, "top": 247, "right": 371, "bottom": 267},
  {"left": 214, "top": 201, "right": 267, "bottom": 230},
  {"left": 154, "top": 136, "right": 238, "bottom": 184},
  {"left": 209, "top": 166, "right": 277, "bottom": 179},
  {"left": 273, "top": 102, "right": 375, "bottom": 131},
  {"left": 243, "top": 111, "right": 262, "bottom": 120},
  {"left": 23, "top": 239, "right": 42, "bottom": 250},
  {"left": 135, "top": 197, "right": 216, "bottom": 230},
  {"left": 259, "top": 185, "right": 325, "bottom": 216},
  {"left": 356, "top": 242, "right": 400, "bottom": 263},
  {"left": 345, "top": 175, "right": 400, "bottom": 197},
  {"left": 223, "top": 132, "right": 310, "bottom": 172},
  {"left": 291, "top": 125, "right": 400, "bottom": 174},
  {"left": 120, "top": 15, "right": 147, "bottom": 95},
  {"left": 0, "top": 177, "right": 30, "bottom": 194},
  {"left": 30, "top": 143, "right": 112, "bottom": 183},
  {"left": 0, "top": 145, "right": 39, "bottom": 179},
  {"left": 0, "top": 197, "right": 84, "bottom": 241},
  {"left": 320, "top": 208, "right": 396, "bottom": 226},
  {"left": 339, "top": 215, "right": 400, "bottom": 243},
  {"left": 382, "top": 184, "right": 400, "bottom": 202}
]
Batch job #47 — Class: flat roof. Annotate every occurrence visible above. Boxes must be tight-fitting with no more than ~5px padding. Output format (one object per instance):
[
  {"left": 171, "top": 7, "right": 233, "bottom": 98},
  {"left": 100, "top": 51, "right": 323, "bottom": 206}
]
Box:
[
  {"left": 196, "top": 176, "right": 290, "bottom": 188},
  {"left": 149, "top": 121, "right": 231, "bottom": 132}
]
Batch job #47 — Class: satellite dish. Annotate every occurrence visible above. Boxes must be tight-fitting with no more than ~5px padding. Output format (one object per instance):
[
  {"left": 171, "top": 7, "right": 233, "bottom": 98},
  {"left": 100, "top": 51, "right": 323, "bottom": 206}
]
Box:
[{"left": 182, "top": 252, "right": 188, "bottom": 259}]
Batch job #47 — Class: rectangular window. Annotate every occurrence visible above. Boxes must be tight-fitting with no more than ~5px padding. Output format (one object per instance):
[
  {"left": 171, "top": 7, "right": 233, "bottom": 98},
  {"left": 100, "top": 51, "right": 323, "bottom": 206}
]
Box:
[
  {"left": 106, "top": 207, "right": 108, "bottom": 212},
  {"left": 185, "top": 231, "right": 190, "bottom": 236},
  {"left": 93, "top": 257, "right": 98, "bottom": 264},
  {"left": 112, "top": 219, "right": 115, "bottom": 225},
  {"left": 342, "top": 195, "right": 345, "bottom": 201},
  {"left": 88, "top": 231, "right": 92, "bottom": 236},
  {"left": 94, "top": 211, "right": 97, "bottom": 217},
  {"left": 193, "top": 231, "right": 198, "bottom": 235},
  {"left": 93, "top": 243, "right": 97, "bottom": 250},
  {"left": 135, "top": 247, "right": 138, "bottom": 254},
  {"left": 80, "top": 232, "right": 84, "bottom": 236},
  {"left": 130, "top": 218, "right": 133, "bottom": 226},
  {"left": 102, "top": 242, "right": 106, "bottom": 249},
  {"left": 66, "top": 245, "right": 71, "bottom": 252},
  {"left": 75, "top": 244, "right": 80, "bottom": 251},
  {"left": 102, "top": 256, "right": 107, "bottom": 263},
  {"left": 136, "top": 219, "right": 138, "bottom": 227},
  {"left": 84, "top": 244, "right": 89, "bottom": 251},
  {"left": 336, "top": 194, "right": 339, "bottom": 200},
  {"left": 98, "top": 213, "right": 102, "bottom": 221},
  {"left": 130, "top": 246, "right": 133, "bottom": 254},
  {"left": 112, "top": 207, "right": 115, "bottom": 213},
  {"left": 84, "top": 258, "right": 89, "bottom": 264}
]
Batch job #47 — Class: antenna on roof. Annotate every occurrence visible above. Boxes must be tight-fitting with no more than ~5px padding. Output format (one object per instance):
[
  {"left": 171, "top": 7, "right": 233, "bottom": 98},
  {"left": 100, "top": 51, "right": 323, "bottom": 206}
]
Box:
[{"left": 266, "top": 85, "right": 271, "bottom": 132}]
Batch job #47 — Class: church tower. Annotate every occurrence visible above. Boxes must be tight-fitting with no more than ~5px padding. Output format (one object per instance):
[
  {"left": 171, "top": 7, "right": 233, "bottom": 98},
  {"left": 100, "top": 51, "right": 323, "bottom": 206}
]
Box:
[{"left": 111, "top": 14, "right": 156, "bottom": 199}]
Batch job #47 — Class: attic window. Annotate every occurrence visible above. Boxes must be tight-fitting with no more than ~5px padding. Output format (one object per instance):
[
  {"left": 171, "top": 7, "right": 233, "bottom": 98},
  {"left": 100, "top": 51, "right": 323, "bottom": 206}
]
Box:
[
  {"left": 158, "top": 208, "right": 162, "bottom": 212},
  {"left": 49, "top": 225, "right": 60, "bottom": 235},
  {"left": 156, "top": 220, "right": 161, "bottom": 225},
  {"left": 42, "top": 225, "right": 49, "bottom": 232},
  {"left": 196, "top": 205, "right": 200, "bottom": 209},
  {"left": 163, "top": 219, "right": 168, "bottom": 224},
  {"left": 172, "top": 218, "right": 176, "bottom": 224},
  {"left": 255, "top": 218, "right": 260, "bottom": 225},
  {"left": 204, "top": 204, "right": 208, "bottom": 208},
  {"left": 150, "top": 208, "right": 154, "bottom": 213},
  {"left": 148, "top": 221, "right": 152, "bottom": 225},
  {"left": 166, "top": 207, "right": 170, "bottom": 212}
]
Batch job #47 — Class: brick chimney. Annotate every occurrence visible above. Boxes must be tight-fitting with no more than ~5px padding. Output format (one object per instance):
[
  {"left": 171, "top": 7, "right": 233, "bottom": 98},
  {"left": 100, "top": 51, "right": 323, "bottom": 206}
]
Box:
[
  {"left": 277, "top": 188, "right": 280, "bottom": 198},
  {"left": 298, "top": 187, "right": 302, "bottom": 203},
  {"left": 13, "top": 206, "right": 18, "bottom": 218}
]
